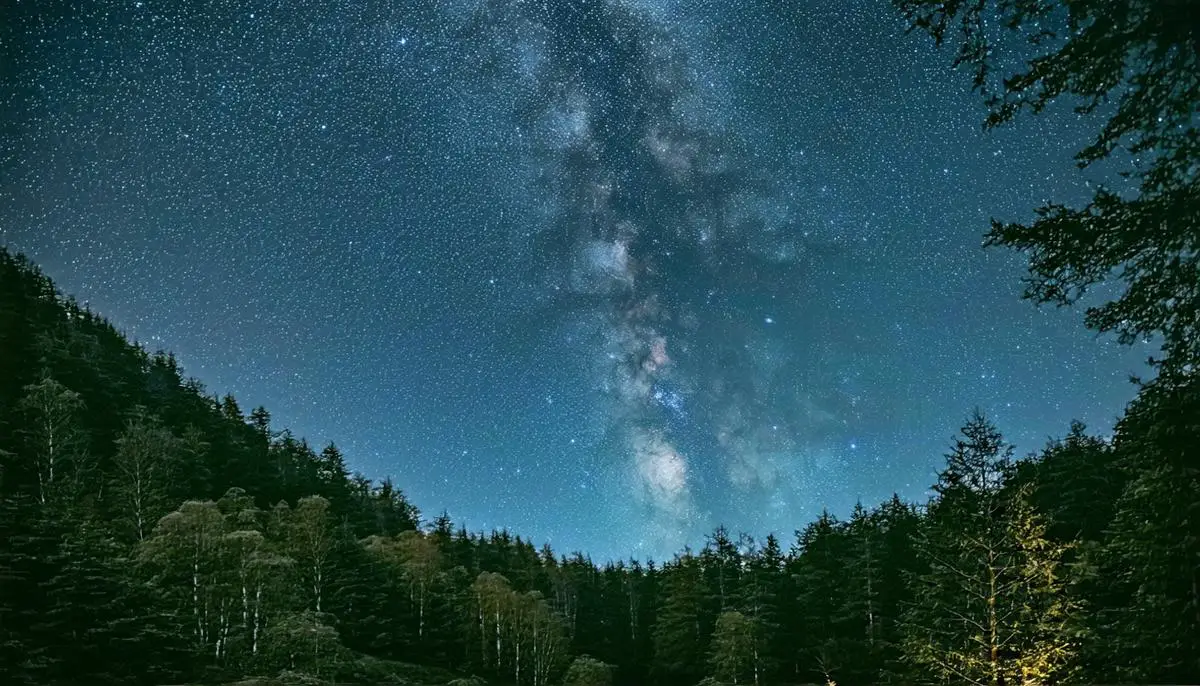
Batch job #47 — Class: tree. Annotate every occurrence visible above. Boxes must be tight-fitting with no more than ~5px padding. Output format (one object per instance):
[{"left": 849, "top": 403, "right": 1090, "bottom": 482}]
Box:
[
  {"left": 790, "top": 510, "right": 848, "bottom": 684},
  {"left": 396, "top": 530, "right": 442, "bottom": 642},
  {"left": 316, "top": 442, "right": 352, "bottom": 505},
  {"left": 1078, "top": 374, "right": 1200, "bottom": 683},
  {"left": 901, "top": 415, "right": 1079, "bottom": 686},
  {"left": 563, "top": 655, "right": 614, "bottom": 686},
  {"left": 140, "top": 500, "right": 228, "bottom": 660},
  {"left": 836, "top": 503, "right": 885, "bottom": 685},
  {"left": 262, "top": 610, "right": 344, "bottom": 680},
  {"left": 248, "top": 406, "right": 272, "bottom": 441},
  {"left": 34, "top": 519, "right": 191, "bottom": 685},
  {"left": 17, "top": 377, "right": 88, "bottom": 506},
  {"left": 13, "top": 243, "right": 1198, "bottom": 686},
  {"left": 217, "top": 488, "right": 294, "bottom": 667},
  {"left": 1002, "top": 488, "right": 1080, "bottom": 685},
  {"left": 709, "top": 610, "right": 754, "bottom": 685},
  {"left": 870, "top": 495, "right": 924, "bottom": 683},
  {"left": 471, "top": 571, "right": 513, "bottom": 671},
  {"left": 738, "top": 535, "right": 785, "bottom": 686},
  {"left": 111, "top": 407, "right": 179, "bottom": 541},
  {"left": 701, "top": 526, "right": 743, "bottom": 613},
  {"left": 175, "top": 424, "right": 213, "bottom": 503},
  {"left": 1016, "top": 422, "right": 1122, "bottom": 547},
  {"left": 515, "top": 590, "right": 567, "bottom": 686},
  {"left": 652, "top": 551, "right": 706, "bottom": 683},
  {"left": 893, "top": 0, "right": 1200, "bottom": 374},
  {"left": 287, "top": 496, "right": 335, "bottom": 614}
]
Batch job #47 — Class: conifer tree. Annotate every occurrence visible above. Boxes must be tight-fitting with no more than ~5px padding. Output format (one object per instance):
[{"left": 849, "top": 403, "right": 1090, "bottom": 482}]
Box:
[
  {"left": 901, "top": 414, "right": 1079, "bottom": 686},
  {"left": 709, "top": 610, "right": 755, "bottom": 685},
  {"left": 738, "top": 535, "right": 784, "bottom": 686},
  {"left": 653, "top": 551, "right": 706, "bottom": 683},
  {"left": 790, "top": 510, "right": 847, "bottom": 683},
  {"left": 1080, "top": 373, "right": 1200, "bottom": 683}
]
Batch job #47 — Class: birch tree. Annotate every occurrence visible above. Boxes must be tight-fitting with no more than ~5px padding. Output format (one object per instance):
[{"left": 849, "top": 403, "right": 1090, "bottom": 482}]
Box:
[
  {"left": 141, "top": 500, "right": 227, "bottom": 658},
  {"left": 397, "top": 529, "right": 442, "bottom": 642},
  {"left": 523, "top": 591, "right": 567, "bottom": 686},
  {"left": 472, "top": 571, "right": 513, "bottom": 671},
  {"left": 287, "top": 495, "right": 334, "bottom": 614},
  {"left": 111, "top": 407, "right": 178, "bottom": 541},
  {"left": 18, "top": 377, "right": 87, "bottom": 506}
]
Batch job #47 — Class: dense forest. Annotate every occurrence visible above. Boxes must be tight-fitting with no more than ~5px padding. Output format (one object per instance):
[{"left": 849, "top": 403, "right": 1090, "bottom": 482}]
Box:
[
  {"left": 2, "top": 245, "right": 1198, "bottom": 686},
  {"left": 2, "top": 0, "right": 1197, "bottom": 684}
]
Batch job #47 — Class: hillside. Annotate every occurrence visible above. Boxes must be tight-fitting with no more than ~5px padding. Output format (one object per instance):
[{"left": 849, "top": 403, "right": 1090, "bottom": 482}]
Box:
[{"left": 2, "top": 247, "right": 1198, "bottom": 685}]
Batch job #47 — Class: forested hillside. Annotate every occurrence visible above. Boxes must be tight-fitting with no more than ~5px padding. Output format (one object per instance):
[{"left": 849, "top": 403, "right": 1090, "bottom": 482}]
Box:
[{"left": 1, "top": 245, "right": 1197, "bottom": 685}]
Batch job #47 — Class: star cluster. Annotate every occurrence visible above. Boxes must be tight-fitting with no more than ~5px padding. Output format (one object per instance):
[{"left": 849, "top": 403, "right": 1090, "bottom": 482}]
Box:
[{"left": 1, "top": 0, "right": 1147, "bottom": 561}]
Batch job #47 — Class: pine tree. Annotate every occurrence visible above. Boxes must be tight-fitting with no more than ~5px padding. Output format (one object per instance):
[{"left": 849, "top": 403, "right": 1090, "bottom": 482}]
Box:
[
  {"left": 1080, "top": 372, "right": 1200, "bottom": 683},
  {"left": 790, "top": 510, "right": 847, "bottom": 683},
  {"left": 709, "top": 610, "right": 755, "bottom": 685},
  {"left": 901, "top": 413, "right": 1079, "bottom": 686},
  {"left": 836, "top": 503, "right": 884, "bottom": 685},
  {"left": 701, "top": 526, "right": 743, "bottom": 613},
  {"left": 737, "top": 535, "right": 784, "bottom": 686},
  {"left": 872, "top": 495, "right": 924, "bottom": 684},
  {"left": 316, "top": 442, "right": 352, "bottom": 506},
  {"left": 653, "top": 551, "right": 706, "bottom": 684},
  {"left": 36, "top": 518, "right": 191, "bottom": 685}
]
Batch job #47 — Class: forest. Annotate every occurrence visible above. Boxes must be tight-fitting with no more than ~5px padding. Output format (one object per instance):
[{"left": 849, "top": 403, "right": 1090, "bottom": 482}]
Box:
[{"left": 2, "top": 0, "right": 1197, "bottom": 684}]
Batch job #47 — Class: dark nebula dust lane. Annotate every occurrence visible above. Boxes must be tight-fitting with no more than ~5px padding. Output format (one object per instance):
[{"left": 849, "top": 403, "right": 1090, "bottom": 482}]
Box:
[{"left": 1, "top": 0, "right": 1148, "bottom": 560}]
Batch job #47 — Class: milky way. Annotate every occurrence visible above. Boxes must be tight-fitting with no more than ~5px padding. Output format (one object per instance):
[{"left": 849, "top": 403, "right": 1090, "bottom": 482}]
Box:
[
  {"left": 489, "top": 0, "right": 875, "bottom": 551},
  {"left": 1, "top": 0, "right": 1149, "bottom": 560}
]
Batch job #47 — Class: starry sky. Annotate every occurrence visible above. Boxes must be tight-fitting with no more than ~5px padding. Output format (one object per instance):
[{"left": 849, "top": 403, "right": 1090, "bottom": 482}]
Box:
[{"left": 1, "top": 0, "right": 1149, "bottom": 562}]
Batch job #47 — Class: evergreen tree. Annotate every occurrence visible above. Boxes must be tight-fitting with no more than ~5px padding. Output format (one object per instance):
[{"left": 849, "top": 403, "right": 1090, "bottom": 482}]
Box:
[
  {"left": 709, "top": 610, "right": 754, "bottom": 685},
  {"left": 652, "top": 551, "right": 706, "bottom": 684},
  {"left": 871, "top": 495, "right": 924, "bottom": 684},
  {"left": 790, "top": 510, "right": 847, "bottom": 683},
  {"left": 737, "top": 535, "right": 785, "bottom": 686},
  {"left": 1080, "top": 373, "right": 1200, "bottom": 683},
  {"left": 835, "top": 503, "right": 884, "bottom": 686},
  {"left": 2, "top": 247, "right": 1196, "bottom": 685},
  {"left": 901, "top": 414, "right": 1079, "bottom": 686},
  {"left": 35, "top": 518, "right": 191, "bottom": 685}
]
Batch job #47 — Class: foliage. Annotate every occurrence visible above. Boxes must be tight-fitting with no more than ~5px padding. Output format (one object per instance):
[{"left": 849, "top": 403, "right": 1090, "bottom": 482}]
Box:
[
  {"left": 708, "top": 610, "right": 754, "bottom": 685},
  {"left": 563, "top": 655, "right": 615, "bottom": 686},
  {"left": 894, "top": 0, "right": 1200, "bottom": 375},
  {"left": 901, "top": 416, "right": 1079, "bottom": 686}
]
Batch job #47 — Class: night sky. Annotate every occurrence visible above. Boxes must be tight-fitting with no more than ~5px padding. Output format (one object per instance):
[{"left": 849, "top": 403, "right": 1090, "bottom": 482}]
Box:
[{"left": 1, "top": 0, "right": 1149, "bottom": 562}]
